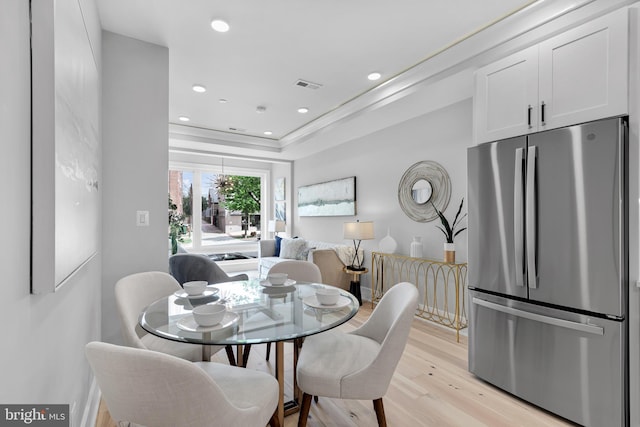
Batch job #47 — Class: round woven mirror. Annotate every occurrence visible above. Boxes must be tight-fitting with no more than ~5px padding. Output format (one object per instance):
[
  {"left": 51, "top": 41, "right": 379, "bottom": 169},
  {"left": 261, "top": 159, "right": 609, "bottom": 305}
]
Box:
[{"left": 397, "top": 161, "right": 451, "bottom": 222}]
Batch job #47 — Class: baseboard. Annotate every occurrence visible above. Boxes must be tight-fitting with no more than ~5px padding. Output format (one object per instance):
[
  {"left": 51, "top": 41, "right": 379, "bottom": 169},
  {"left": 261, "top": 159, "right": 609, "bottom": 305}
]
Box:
[
  {"left": 361, "top": 286, "right": 371, "bottom": 302},
  {"left": 80, "top": 377, "right": 101, "bottom": 427}
]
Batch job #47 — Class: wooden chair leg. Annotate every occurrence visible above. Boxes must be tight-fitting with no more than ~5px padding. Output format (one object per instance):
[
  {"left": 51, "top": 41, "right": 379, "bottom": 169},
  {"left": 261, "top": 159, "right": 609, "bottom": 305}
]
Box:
[
  {"left": 242, "top": 344, "right": 252, "bottom": 366},
  {"left": 269, "top": 408, "right": 281, "bottom": 427},
  {"left": 266, "top": 342, "right": 271, "bottom": 360},
  {"left": 224, "top": 345, "right": 236, "bottom": 366},
  {"left": 297, "top": 393, "right": 313, "bottom": 427},
  {"left": 373, "top": 398, "right": 387, "bottom": 427}
]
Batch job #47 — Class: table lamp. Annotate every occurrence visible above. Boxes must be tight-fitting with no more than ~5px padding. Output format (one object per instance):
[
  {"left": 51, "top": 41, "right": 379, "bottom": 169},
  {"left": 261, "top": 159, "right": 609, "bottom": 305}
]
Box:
[
  {"left": 343, "top": 220, "right": 374, "bottom": 271},
  {"left": 268, "top": 219, "right": 285, "bottom": 236}
]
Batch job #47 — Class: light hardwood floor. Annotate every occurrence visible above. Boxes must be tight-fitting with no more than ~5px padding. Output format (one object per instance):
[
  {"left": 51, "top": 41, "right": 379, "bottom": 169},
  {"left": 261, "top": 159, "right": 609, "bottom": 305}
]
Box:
[{"left": 95, "top": 304, "right": 576, "bottom": 427}]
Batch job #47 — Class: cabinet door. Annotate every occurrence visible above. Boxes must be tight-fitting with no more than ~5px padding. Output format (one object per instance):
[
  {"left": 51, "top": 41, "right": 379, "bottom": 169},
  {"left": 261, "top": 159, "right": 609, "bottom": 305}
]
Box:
[
  {"left": 474, "top": 46, "right": 538, "bottom": 144},
  {"left": 538, "top": 8, "right": 628, "bottom": 130}
]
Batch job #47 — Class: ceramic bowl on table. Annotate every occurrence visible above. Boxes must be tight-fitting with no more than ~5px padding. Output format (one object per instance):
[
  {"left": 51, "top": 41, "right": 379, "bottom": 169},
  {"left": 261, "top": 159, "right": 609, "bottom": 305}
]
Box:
[
  {"left": 267, "top": 273, "right": 288, "bottom": 286},
  {"left": 315, "top": 287, "right": 340, "bottom": 305},
  {"left": 183, "top": 281, "right": 208, "bottom": 296},
  {"left": 192, "top": 303, "right": 226, "bottom": 327}
]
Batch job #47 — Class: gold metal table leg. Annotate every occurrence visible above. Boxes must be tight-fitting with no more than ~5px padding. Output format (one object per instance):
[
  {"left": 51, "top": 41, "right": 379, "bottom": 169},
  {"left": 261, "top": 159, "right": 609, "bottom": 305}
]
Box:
[
  {"left": 236, "top": 344, "right": 244, "bottom": 367},
  {"left": 276, "top": 341, "right": 285, "bottom": 425},
  {"left": 455, "top": 268, "right": 460, "bottom": 343}
]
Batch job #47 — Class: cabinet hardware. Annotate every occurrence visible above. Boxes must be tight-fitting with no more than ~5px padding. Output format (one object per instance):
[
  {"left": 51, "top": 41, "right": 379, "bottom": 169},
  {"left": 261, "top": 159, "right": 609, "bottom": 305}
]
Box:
[{"left": 541, "top": 101, "right": 546, "bottom": 126}]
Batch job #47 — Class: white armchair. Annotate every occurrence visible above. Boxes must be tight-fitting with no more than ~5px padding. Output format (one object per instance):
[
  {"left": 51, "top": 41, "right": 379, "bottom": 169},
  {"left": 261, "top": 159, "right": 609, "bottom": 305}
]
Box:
[
  {"left": 295, "top": 282, "right": 418, "bottom": 426},
  {"left": 86, "top": 341, "right": 280, "bottom": 427}
]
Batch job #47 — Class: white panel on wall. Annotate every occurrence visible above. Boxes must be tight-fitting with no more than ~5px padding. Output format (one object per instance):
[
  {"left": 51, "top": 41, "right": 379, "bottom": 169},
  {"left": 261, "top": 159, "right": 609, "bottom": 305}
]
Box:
[{"left": 101, "top": 32, "right": 169, "bottom": 344}]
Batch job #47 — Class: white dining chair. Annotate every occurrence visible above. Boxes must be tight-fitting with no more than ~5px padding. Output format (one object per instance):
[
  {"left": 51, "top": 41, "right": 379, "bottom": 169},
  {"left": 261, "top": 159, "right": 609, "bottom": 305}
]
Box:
[
  {"left": 114, "top": 271, "right": 235, "bottom": 364},
  {"left": 268, "top": 260, "right": 322, "bottom": 283},
  {"left": 295, "top": 282, "right": 418, "bottom": 427},
  {"left": 259, "top": 260, "right": 323, "bottom": 362},
  {"left": 86, "top": 341, "right": 280, "bottom": 427}
]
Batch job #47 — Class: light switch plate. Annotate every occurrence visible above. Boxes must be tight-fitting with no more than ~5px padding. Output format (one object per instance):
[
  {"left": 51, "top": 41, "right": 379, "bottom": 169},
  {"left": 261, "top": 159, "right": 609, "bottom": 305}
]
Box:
[{"left": 136, "top": 210, "right": 149, "bottom": 226}]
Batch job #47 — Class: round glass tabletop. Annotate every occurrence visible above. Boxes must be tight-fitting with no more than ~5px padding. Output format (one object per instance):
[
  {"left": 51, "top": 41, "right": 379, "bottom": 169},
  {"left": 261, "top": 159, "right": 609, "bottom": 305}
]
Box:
[{"left": 139, "top": 279, "right": 360, "bottom": 346}]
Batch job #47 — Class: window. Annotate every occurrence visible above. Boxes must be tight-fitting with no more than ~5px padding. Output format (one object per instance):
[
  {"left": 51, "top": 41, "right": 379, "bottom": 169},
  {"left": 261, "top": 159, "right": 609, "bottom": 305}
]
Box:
[{"left": 168, "top": 164, "right": 267, "bottom": 257}]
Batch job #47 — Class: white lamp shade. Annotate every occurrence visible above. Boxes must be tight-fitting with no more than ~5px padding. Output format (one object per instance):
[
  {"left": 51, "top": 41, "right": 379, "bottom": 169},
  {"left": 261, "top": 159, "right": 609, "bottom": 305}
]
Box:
[
  {"left": 343, "top": 221, "right": 374, "bottom": 240},
  {"left": 268, "top": 220, "right": 285, "bottom": 233}
]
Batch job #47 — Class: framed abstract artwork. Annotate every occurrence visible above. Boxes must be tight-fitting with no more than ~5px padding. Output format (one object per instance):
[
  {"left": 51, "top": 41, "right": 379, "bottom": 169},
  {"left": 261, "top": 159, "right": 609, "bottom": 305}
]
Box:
[
  {"left": 275, "top": 202, "right": 286, "bottom": 221},
  {"left": 31, "top": 0, "right": 100, "bottom": 293},
  {"left": 274, "top": 177, "right": 285, "bottom": 201},
  {"left": 298, "top": 176, "right": 356, "bottom": 217}
]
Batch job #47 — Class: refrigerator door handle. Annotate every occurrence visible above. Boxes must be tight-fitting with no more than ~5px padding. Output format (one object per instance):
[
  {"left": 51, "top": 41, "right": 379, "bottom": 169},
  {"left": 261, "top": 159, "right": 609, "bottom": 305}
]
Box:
[
  {"left": 526, "top": 145, "right": 538, "bottom": 289},
  {"left": 472, "top": 297, "right": 604, "bottom": 335},
  {"left": 514, "top": 148, "right": 525, "bottom": 288}
]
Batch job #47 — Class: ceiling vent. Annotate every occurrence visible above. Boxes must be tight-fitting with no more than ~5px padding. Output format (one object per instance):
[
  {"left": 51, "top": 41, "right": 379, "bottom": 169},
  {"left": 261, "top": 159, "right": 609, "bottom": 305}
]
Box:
[{"left": 295, "top": 79, "right": 322, "bottom": 90}]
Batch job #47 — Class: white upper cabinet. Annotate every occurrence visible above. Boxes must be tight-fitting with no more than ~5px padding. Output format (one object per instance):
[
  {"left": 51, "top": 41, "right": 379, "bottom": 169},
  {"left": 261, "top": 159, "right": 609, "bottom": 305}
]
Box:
[
  {"left": 475, "top": 8, "right": 628, "bottom": 144},
  {"left": 474, "top": 46, "right": 538, "bottom": 143}
]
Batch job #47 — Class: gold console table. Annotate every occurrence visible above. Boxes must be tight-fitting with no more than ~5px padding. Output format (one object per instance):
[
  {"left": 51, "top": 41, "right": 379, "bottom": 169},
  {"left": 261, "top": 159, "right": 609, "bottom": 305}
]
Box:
[{"left": 371, "top": 251, "right": 467, "bottom": 342}]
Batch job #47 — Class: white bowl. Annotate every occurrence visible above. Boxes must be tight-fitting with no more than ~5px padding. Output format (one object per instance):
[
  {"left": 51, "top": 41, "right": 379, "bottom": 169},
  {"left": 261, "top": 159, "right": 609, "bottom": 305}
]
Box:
[
  {"left": 183, "top": 281, "right": 208, "bottom": 296},
  {"left": 192, "top": 304, "right": 226, "bottom": 327},
  {"left": 315, "top": 287, "right": 340, "bottom": 305},
  {"left": 268, "top": 273, "right": 288, "bottom": 286}
]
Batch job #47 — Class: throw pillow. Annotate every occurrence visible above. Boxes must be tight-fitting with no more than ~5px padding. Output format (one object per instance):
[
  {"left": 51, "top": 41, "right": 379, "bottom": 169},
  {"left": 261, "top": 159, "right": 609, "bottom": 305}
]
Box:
[
  {"left": 274, "top": 235, "right": 283, "bottom": 257},
  {"left": 297, "top": 246, "right": 316, "bottom": 261},
  {"left": 279, "top": 238, "right": 308, "bottom": 260}
]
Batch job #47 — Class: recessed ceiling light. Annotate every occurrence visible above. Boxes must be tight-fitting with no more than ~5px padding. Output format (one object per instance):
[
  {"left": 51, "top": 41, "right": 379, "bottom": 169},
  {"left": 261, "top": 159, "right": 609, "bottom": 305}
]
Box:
[
  {"left": 298, "top": 107, "right": 309, "bottom": 114},
  {"left": 219, "top": 98, "right": 228, "bottom": 104},
  {"left": 192, "top": 84, "right": 206, "bottom": 93},
  {"left": 178, "top": 116, "right": 190, "bottom": 122},
  {"left": 264, "top": 131, "right": 273, "bottom": 136},
  {"left": 211, "top": 19, "right": 230, "bottom": 33},
  {"left": 368, "top": 72, "right": 382, "bottom": 81}
]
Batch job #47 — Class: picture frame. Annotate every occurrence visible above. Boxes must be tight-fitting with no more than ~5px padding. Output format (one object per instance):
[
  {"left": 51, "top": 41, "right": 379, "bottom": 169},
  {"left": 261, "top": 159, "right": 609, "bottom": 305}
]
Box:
[
  {"left": 274, "top": 177, "right": 285, "bottom": 201},
  {"left": 298, "top": 176, "right": 356, "bottom": 217},
  {"left": 31, "top": 0, "right": 100, "bottom": 293},
  {"left": 275, "top": 202, "right": 286, "bottom": 221}
]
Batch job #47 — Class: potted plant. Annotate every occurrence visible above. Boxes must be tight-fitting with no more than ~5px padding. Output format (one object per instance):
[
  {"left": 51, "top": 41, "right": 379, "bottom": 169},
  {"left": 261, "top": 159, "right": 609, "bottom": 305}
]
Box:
[
  {"left": 168, "top": 196, "right": 185, "bottom": 255},
  {"left": 433, "top": 198, "right": 467, "bottom": 263}
]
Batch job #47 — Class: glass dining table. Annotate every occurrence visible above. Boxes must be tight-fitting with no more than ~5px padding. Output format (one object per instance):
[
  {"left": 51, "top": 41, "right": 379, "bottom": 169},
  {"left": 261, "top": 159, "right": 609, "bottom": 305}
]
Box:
[{"left": 139, "top": 278, "right": 360, "bottom": 424}]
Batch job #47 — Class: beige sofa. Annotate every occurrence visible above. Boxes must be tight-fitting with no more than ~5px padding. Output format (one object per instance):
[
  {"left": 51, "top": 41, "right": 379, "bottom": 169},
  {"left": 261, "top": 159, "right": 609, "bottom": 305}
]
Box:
[{"left": 258, "top": 238, "right": 353, "bottom": 291}]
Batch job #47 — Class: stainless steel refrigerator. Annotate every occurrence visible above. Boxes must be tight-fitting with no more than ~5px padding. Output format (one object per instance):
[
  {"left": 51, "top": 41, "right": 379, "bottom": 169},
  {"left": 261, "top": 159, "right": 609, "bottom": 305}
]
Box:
[{"left": 467, "top": 117, "right": 628, "bottom": 427}]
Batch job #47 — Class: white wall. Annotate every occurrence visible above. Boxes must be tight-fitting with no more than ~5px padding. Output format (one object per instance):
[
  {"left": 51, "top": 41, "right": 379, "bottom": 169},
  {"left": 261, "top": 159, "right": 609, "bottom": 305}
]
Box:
[
  {"left": 293, "top": 96, "right": 472, "bottom": 294},
  {"left": 101, "top": 32, "right": 170, "bottom": 345},
  {"left": 627, "top": 5, "right": 640, "bottom": 426},
  {"left": 0, "top": 0, "right": 102, "bottom": 425}
]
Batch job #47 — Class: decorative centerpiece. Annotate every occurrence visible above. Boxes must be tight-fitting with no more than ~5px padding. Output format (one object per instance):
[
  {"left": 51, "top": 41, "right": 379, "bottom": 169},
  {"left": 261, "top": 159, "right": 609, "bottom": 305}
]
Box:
[{"left": 433, "top": 198, "right": 467, "bottom": 263}]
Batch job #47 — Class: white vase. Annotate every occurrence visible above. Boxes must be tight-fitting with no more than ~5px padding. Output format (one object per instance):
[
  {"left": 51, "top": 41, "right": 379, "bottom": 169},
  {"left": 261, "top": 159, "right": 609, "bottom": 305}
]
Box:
[
  {"left": 444, "top": 242, "right": 456, "bottom": 263},
  {"left": 410, "top": 236, "right": 423, "bottom": 258},
  {"left": 379, "top": 228, "right": 398, "bottom": 254}
]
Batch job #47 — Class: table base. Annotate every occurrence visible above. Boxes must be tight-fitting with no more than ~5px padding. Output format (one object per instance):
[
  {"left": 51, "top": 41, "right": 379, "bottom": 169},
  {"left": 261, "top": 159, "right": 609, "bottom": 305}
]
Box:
[
  {"left": 349, "top": 280, "right": 362, "bottom": 305},
  {"left": 224, "top": 340, "right": 303, "bottom": 425}
]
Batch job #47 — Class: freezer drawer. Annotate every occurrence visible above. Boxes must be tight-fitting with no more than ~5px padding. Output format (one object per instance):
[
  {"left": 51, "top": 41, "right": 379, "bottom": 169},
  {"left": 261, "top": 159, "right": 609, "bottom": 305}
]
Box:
[{"left": 469, "top": 291, "right": 626, "bottom": 427}]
